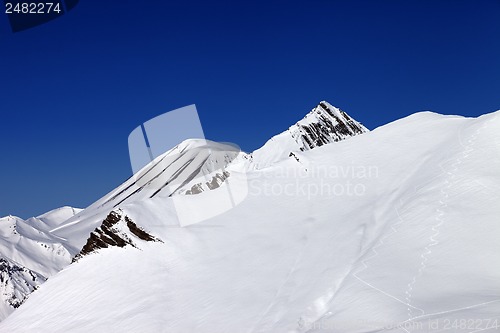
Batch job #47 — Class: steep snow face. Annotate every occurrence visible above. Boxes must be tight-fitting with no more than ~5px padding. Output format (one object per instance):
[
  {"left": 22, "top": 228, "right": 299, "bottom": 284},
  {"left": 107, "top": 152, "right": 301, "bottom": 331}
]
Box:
[
  {"left": 0, "top": 206, "right": 81, "bottom": 320},
  {"left": 50, "top": 139, "right": 246, "bottom": 252},
  {"left": 251, "top": 101, "right": 368, "bottom": 169},
  {"left": 1, "top": 110, "right": 499, "bottom": 333},
  {"left": 101, "top": 139, "right": 241, "bottom": 203}
]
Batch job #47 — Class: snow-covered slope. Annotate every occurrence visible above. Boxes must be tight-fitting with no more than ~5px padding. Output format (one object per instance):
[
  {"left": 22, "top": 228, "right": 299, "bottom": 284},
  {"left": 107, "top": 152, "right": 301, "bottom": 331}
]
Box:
[
  {"left": 47, "top": 139, "right": 245, "bottom": 252},
  {"left": 251, "top": 101, "right": 368, "bottom": 169},
  {"left": 41, "top": 101, "right": 365, "bottom": 250},
  {"left": 1, "top": 108, "right": 499, "bottom": 333},
  {"left": 0, "top": 138, "right": 248, "bottom": 320},
  {"left": 0, "top": 206, "right": 81, "bottom": 319}
]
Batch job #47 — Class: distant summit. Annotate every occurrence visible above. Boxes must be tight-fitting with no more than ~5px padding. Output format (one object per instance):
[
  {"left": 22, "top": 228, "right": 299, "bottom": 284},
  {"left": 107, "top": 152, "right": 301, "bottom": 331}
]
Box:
[{"left": 250, "top": 100, "right": 368, "bottom": 168}]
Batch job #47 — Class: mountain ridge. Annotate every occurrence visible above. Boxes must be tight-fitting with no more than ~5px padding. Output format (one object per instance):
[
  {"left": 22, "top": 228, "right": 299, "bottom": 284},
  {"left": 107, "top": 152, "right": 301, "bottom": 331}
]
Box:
[
  {"left": 0, "top": 100, "right": 365, "bottom": 320},
  {"left": 1, "top": 108, "right": 498, "bottom": 332}
]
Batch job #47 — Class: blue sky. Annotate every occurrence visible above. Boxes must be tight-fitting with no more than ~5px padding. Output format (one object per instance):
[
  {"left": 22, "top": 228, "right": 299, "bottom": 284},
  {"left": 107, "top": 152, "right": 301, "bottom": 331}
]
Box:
[{"left": 1, "top": 0, "right": 499, "bottom": 218}]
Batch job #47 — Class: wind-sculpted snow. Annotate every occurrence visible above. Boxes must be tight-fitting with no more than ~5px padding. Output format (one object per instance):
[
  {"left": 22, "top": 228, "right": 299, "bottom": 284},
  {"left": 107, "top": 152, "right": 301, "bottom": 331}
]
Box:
[
  {"left": 44, "top": 139, "right": 246, "bottom": 249},
  {"left": 1, "top": 104, "right": 499, "bottom": 333}
]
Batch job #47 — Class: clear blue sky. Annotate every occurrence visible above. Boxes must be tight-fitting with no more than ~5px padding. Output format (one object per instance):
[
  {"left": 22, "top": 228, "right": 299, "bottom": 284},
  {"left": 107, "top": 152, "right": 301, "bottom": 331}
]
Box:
[{"left": 1, "top": 0, "right": 499, "bottom": 218}]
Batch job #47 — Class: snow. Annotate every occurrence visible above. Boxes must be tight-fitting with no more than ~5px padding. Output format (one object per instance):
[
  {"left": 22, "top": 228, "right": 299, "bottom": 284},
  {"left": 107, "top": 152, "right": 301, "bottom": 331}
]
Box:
[
  {"left": 47, "top": 138, "right": 246, "bottom": 250},
  {"left": 251, "top": 101, "right": 368, "bottom": 169},
  {"left": 0, "top": 206, "right": 81, "bottom": 319},
  {"left": 1, "top": 106, "right": 499, "bottom": 332}
]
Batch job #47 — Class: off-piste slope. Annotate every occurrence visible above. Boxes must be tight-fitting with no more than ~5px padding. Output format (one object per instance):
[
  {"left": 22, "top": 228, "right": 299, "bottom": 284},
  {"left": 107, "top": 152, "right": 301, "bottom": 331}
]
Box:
[
  {"left": 0, "top": 100, "right": 366, "bottom": 320},
  {"left": 1, "top": 109, "right": 499, "bottom": 333}
]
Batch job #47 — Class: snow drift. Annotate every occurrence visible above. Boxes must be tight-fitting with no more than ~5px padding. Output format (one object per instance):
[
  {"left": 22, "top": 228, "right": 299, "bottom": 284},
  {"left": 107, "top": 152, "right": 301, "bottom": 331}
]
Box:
[{"left": 0, "top": 102, "right": 499, "bottom": 333}]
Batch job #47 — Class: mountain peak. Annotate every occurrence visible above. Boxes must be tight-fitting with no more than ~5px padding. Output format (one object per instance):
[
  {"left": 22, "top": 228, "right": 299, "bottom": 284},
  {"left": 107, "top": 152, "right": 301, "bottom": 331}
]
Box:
[
  {"left": 250, "top": 100, "right": 368, "bottom": 168},
  {"left": 292, "top": 100, "right": 368, "bottom": 150}
]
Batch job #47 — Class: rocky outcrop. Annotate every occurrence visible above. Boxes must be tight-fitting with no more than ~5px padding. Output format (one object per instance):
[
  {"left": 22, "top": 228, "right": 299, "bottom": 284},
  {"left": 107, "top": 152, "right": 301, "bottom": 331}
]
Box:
[
  {"left": 185, "top": 171, "right": 231, "bottom": 194},
  {"left": 290, "top": 101, "right": 368, "bottom": 151},
  {"left": 73, "top": 211, "right": 161, "bottom": 262},
  {"left": 0, "top": 257, "right": 45, "bottom": 311}
]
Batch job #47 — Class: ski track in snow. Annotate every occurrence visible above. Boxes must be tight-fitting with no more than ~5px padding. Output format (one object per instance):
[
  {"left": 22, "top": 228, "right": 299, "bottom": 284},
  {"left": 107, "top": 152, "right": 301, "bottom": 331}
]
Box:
[
  {"left": 336, "top": 114, "right": 500, "bottom": 333},
  {"left": 350, "top": 200, "right": 425, "bottom": 316},
  {"left": 2, "top": 111, "right": 500, "bottom": 332},
  {"left": 402, "top": 144, "right": 467, "bottom": 319},
  {"left": 401, "top": 114, "right": 500, "bottom": 333}
]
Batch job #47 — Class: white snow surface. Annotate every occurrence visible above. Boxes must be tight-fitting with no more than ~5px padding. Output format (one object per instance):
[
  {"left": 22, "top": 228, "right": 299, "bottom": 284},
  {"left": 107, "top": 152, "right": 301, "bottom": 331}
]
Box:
[
  {"left": 0, "top": 206, "right": 81, "bottom": 319},
  {"left": 0, "top": 206, "right": 82, "bottom": 276},
  {"left": 47, "top": 138, "right": 246, "bottom": 252},
  {"left": 1, "top": 109, "right": 500, "bottom": 332}
]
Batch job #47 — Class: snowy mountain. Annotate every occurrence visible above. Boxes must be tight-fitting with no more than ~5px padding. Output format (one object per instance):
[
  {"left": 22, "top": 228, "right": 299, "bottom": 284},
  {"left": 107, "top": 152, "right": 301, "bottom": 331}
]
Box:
[
  {"left": 0, "top": 101, "right": 366, "bottom": 320},
  {"left": 0, "top": 207, "right": 81, "bottom": 319},
  {"left": 1, "top": 102, "right": 499, "bottom": 333},
  {"left": 0, "top": 140, "right": 245, "bottom": 317},
  {"left": 251, "top": 101, "right": 368, "bottom": 168}
]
